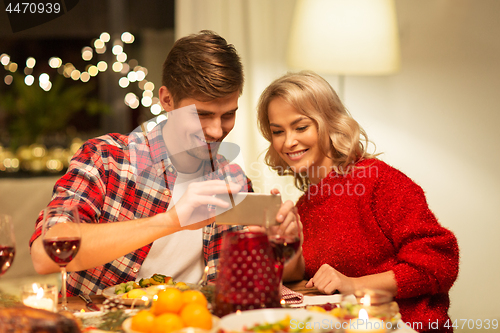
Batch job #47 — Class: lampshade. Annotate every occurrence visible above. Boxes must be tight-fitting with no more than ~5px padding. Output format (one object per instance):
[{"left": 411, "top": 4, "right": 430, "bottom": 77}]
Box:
[{"left": 287, "top": 0, "right": 401, "bottom": 75}]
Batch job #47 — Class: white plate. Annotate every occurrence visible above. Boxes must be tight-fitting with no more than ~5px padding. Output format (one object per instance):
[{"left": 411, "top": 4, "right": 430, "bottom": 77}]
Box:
[
  {"left": 74, "top": 310, "right": 106, "bottom": 319},
  {"left": 102, "top": 284, "right": 171, "bottom": 306},
  {"left": 289, "top": 294, "right": 343, "bottom": 308},
  {"left": 122, "top": 315, "right": 220, "bottom": 333},
  {"left": 122, "top": 317, "right": 147, "bottom": 333},
  {"left": 75, "top": 309, "right": 137, "bottom": 331},
  {"left": 102, "top": 283, "right": 200, "bottom": 306},
  {"left": 102, "top": 285, "right": 147, "bottom": 306},
  {"left": 74, "top": 309, "right": 136, "bottom": 318},
  {"left": 217, "top": 308, "right": 340, "bottom": 332}
]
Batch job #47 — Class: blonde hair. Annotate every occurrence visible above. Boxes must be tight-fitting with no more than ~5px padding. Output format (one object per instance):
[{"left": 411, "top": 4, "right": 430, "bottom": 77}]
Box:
[{"left": 257, "top": 71, "right": 377, "bottom": 190}]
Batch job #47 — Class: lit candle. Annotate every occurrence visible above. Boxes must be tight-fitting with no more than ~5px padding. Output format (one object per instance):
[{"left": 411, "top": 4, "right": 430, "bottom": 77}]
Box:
[
  {"left": 22, "top": 283, "right": 56, "bottom": 312},
  {"left": 344, "top": 309, "right": 386, "bottom": 333},
  {"left": 23, "top": 295, "right": 55, "bottom": 311}
]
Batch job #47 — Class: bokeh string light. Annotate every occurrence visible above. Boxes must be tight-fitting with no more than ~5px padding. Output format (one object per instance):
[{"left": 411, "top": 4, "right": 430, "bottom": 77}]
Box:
[
  {"left": 2, "top": 31, "right": 163, "bottom": 116},
  {"left": 1, "top": 32, "right": 165, "bottom": 174}
]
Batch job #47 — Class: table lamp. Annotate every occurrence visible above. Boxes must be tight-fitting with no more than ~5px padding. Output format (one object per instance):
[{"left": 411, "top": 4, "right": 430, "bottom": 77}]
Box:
[{"left": 286, "top": 0, "right": 401, "bottom": 99}]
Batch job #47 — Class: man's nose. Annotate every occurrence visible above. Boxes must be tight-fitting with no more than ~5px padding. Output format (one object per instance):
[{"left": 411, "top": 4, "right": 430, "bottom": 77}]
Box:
[{"left": 204, "top": 118, "right": 223, "bottom": 140}]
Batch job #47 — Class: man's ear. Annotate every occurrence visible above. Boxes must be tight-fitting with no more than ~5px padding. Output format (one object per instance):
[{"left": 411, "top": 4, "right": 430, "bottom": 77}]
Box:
[{"left": 159, "top": 86, "right": 175, "bottom": 112}]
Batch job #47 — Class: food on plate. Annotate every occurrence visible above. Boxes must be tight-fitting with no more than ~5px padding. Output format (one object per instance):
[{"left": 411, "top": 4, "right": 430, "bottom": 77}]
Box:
[
  {"left": 122, "top": 289, "right": 148, "bottom": 299},
  {"left": 216, "top": 315, "right": 312, "bottom": 333},
  {"left": 305, "top": 305, "right": 327, "bottom": 313},
  {"left": 131, "top": 310, "right": 155, "bottom": 333},
  {"left": 114, "top": 281, "right": 141, "bottom": 295},
  {"left": 329, "top": 300, "right": 401, "bottom": 326},
  {"left": 139, "top": 274, "right": 174, "bottom": 288},
  {"left": 305, "top": 303, "right": 336, "bottom": 312},
  {"left": 180, "top": 303, "right": 212, "bottom": 330},
  {"left": 114, "top": 274, "right": 185, "bottom": 296},
  {"left": 151, "top": 312, "right": 184, "bottom": 333},
  {"left": 174, "top": 282, "right": 189, "bottom": 291},
  {"left": 181, "top": 290, "right": 208, "bottom": 307},
  {"left": 304, "top": 301, "right": 401, "bottom": 330},
  {"left": 152, "top": 287, "right": 184, "bottom": 314},
  {"left": 244, "top": 315, "right": 306, "bottom": 332},
  {"left": 128, "top": 287, "right": 212, "bottom": 333},
  {"left": 0, "top": 306, "right": 81, "bottom": 333}
]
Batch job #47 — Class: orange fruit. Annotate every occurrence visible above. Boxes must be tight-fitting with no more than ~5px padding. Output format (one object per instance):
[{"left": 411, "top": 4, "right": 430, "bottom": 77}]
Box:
[
  {"left": 153, "top": 287, "right": 184, "bottom": 315},
  {"left": 130, "top": 310, "right": 155, "bottom": 333},
  {"left": 151, "top": 313, "right": 184, "bottom": 333},
  {"left": 180, "top": 303, "right": 212, "bottom": 330},
  {"left": 181, "top": 290, "right": 208, "bottom": 307}
]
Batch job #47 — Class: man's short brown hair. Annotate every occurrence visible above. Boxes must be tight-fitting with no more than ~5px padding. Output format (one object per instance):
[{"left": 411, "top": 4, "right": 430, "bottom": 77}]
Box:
[{"left": 162, "top": 30, "right": 244, "bottom": 105}]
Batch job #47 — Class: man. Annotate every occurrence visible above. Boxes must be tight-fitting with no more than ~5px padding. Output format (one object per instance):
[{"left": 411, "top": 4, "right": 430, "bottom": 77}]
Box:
[{"left": 29, "top": 30, "right": 297, "bottom": 296}]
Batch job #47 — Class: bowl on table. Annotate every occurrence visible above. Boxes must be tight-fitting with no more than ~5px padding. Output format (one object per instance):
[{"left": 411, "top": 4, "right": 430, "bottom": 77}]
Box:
[{"left": 215, "top": 308, "right": 341, "bottom": 332}]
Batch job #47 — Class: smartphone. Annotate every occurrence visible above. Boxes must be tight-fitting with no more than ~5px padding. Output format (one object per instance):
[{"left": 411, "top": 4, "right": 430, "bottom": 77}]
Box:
[{"left": 214, "top": 192, "right": 282, "bottom": 226}]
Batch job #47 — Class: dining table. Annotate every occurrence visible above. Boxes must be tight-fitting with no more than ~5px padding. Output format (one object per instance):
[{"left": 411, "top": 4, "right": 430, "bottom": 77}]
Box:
[
  {"left": 0, "top": 280, "right": 418, "bottom": 332},
  {"left": 65, "top": 280, "right": 318, "bottom": 312},
  {"left": 59, "top": 280, "right": 417, "bottom": 333}
]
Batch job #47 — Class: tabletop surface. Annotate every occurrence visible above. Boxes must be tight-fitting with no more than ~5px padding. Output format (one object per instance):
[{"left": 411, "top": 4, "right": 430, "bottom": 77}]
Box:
[
  {"left": 66, "top": 280, "right": 320, "bottom": 312},
  {"left": 0, "top": 280, "right": 416, "bottom": 333}
]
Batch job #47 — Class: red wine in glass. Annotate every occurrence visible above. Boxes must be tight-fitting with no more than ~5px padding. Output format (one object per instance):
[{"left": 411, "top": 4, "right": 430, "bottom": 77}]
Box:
[
  {"left": 42, "top": 238, "right": 81, "bottom": 267},
  {"left": 0, "top": 214, "right": 15, "bottom": 277},
  {"left": 269, "top": 236, "right": 301, "bottom": 278},
  {"left": 42, "top": 206, "right": 81, "bottom": 311},
  {"left": 0, "top": 246, "right": 15, "bottom": 276},
  {"left": 269, "top": 236, "right": 301, "bottom": 263}
]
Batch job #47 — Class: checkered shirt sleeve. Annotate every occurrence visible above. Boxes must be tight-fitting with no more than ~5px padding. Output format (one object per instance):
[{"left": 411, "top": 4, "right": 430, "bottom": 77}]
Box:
[{"left": 29, "top": 131, "right": 253, "bottom": 296}]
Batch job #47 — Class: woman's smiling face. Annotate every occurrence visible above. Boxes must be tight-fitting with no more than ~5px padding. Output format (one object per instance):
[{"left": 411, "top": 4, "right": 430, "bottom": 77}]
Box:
[{"left": 268, "top": 97, "right": 333, "bottom": 184}]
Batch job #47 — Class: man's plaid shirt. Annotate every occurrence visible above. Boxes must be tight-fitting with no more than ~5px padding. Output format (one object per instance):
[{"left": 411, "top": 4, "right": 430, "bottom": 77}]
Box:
[{"left": 30, "top": 122, "right": 252, "bottom": 296}]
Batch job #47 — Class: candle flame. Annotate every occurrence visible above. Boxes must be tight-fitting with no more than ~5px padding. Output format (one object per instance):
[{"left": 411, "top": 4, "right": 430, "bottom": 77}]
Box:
[
  {"left": 359, "top": 308, "right": 369, "bottom": 321},
  {"left": 31, "top": 283, "right": 45, "bottom": 299},
  {"left": 360, "top": 294, "right": 371, "bottom": 306}
]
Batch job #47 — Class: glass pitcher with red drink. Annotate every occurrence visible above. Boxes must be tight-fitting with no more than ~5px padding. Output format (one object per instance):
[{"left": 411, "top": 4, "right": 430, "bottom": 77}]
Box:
[{"left": 212, "top": 230, "right": 282, "bottom": 317}]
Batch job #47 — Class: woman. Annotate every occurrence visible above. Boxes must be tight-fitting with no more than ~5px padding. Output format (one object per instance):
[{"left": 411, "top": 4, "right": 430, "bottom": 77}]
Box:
[{"left": 257, "top": 71, "right": 459, "bottom": 332}]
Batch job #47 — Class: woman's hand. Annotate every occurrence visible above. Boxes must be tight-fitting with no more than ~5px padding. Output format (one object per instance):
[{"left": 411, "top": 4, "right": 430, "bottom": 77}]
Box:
[
  {"left": 306, "top": 265, "right": 398, "bottom": 297},
  {"left": 247, "top": 188, "right": 301, "bottom": 235},
  {"left": 270, "top": 188, "right": 301, "bottom": 237},
  {"left": 306, "top": 264, "right": 355, "bottom": 295}
]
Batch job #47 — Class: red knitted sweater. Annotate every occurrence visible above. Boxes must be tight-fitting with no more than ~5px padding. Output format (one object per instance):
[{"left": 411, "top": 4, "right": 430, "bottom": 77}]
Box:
[{"left": 296, "top": 159, "right": 459, "bottom": 333}]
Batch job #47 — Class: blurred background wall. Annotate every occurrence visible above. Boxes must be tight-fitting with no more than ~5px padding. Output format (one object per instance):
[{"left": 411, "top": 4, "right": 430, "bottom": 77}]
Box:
[
  {"left": 177, "top": 0, "right": 500, "bottom": 327},
  {"left": 1, "top": 0, "right": 498, "bottom": 328}
]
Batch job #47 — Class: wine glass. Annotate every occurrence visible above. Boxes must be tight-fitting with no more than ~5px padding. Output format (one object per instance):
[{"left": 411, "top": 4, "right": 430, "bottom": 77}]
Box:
[
  {"left": 42, "top": 206, "right": 82, "bottom": 311},
  {"left": 265, "top": 213, "right": 301, "bottom": 283},
  {"left": 0, "top": 214, "right": 16, "bottom": 278}
]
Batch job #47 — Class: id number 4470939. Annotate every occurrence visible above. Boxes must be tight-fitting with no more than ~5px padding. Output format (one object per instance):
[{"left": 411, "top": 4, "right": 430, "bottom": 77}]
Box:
[
  {"left": 444, "top": 319, "right": 498, "bottom": 330},
  {"left": 5, "top": 2, "right": 61, "bottom": 14}
]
